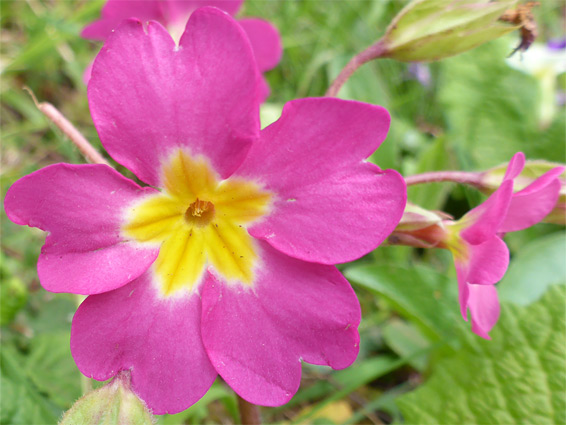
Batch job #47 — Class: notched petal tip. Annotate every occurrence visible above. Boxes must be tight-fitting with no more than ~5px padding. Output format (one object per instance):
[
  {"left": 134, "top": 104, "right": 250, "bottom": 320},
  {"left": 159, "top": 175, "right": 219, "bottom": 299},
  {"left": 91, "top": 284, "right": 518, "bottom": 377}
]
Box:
[
  {"left": 5, "top": 163, "right": 159, "bottom": 295},
  {"left": 90, "top": 5, "right": 260, "bottom": 187},
  {"left": 201, "top": 246, "right": 361, "bottom": 406}
]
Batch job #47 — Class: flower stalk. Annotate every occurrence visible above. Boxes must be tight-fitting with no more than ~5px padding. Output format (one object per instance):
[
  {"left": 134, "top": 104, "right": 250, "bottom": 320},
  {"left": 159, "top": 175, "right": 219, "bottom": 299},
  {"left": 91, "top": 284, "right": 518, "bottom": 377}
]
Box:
[
  {"left": 24, "top": 87, "right": 109, "bottom": 166},
  {"left": 237, "top": 395, "right": 261, "bottom": 425},
  {"left": 404, "top": 170, "right": 483, "bottom": 187},
  {"left": 325, "top": 41, "right": 386, "bottom": 97}
]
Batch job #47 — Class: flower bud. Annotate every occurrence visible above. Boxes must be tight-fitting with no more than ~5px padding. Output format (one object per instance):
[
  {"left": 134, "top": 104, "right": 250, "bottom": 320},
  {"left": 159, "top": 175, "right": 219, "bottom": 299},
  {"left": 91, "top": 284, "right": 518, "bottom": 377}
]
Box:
[
  {"left": 377, "top": 0, "right": 521, "bottom": 62},
  {"left": 60, "top": 371, "right": 154, "bottom": 425},
  {"left": 480, "top": 160, "right": 566, "bottom": 224},
  {"left": 388, "top": 203, "right": 451, "bottom": 248}
]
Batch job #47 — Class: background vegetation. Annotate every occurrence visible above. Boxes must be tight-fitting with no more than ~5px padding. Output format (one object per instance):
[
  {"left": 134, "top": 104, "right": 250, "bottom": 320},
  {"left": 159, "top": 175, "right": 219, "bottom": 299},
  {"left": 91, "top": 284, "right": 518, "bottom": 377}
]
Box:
[{"left": 1, "top": 1, "right": 565, "bottom": 424}]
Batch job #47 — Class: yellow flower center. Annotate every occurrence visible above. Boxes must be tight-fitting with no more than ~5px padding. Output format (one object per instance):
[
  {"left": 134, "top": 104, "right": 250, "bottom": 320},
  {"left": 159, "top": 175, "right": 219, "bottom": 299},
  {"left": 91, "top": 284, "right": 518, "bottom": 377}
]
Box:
[{"left": 122, "top": 150, "right": 272, "bottom": 297}]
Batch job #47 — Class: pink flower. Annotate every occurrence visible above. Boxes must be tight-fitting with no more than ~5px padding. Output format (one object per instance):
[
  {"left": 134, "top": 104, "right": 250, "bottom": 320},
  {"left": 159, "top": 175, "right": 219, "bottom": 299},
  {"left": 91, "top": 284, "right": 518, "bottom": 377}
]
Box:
[
  {"left": 443, "top": 153, "right": 563, "bottom": 339},
  {"left": 81, "top": 0, "right": 282, "bottom": 99},
  {"left": 5, "top": 9, "right": 405, "bottom": 414}
]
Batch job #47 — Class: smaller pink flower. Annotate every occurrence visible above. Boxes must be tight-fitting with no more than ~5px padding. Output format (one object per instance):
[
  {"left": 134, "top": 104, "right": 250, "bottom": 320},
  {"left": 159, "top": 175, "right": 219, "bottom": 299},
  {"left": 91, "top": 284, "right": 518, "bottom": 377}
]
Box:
[
  {"left": 81, "top": 0, "right": 282, "bottom": 99},
  {"left": 444, "top": 152, "right": 563, "bottom": 338}
]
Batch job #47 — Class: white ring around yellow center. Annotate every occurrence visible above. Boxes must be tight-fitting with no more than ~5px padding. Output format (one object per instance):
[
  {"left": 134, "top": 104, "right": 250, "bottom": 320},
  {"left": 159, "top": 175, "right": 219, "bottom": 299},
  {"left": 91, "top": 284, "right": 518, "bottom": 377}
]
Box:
[{"left": 122, "top": 150, "right": 272, "bottom": 297}]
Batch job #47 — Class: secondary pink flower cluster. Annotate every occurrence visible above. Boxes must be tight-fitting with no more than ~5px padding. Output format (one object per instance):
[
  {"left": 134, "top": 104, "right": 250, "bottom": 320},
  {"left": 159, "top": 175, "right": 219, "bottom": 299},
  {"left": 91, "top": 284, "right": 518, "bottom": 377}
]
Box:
[
  {"left": 389, "top": 153, "right": 563, "bottom": 338},
  {"left": 81, "top": 0, "right": 282, "bottom": 99},
  {"left": 5, "top": 8, "right": 405, "bottom": 414},
  {"left": 449, "top": 152, "right": 563, "bottom": 338}
]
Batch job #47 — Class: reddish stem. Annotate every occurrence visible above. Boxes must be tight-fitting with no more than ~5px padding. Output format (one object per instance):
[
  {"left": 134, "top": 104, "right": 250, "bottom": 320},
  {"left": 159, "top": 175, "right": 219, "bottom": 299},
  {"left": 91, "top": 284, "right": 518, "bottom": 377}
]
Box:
[
  {"left": 404, "top": 171, "right": 483, "bottom": 187},
  {"left": 326, "top": 41, "right": 387, "bottom": 97},
  {"left": 237, "top": 394, "right": 261, "bottom": 425},
  {"left": 24, "top": 87, "right": 109, "bottom": 166}
]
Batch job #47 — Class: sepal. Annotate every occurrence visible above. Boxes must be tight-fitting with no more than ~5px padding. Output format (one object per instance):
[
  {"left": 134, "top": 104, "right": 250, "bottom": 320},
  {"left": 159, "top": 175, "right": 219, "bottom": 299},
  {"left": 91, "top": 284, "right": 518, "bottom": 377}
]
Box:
[
  {"left": 378, "top": 0, "right": 520, "bottom": 62},
  {"left": 59, "top": 371, "right": 154, "bottom": 425}
]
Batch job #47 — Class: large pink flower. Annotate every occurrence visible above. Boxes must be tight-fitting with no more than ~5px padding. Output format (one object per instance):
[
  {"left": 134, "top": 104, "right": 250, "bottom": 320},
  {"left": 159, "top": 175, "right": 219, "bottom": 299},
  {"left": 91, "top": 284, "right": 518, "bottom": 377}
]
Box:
[
  {"left": 444, "top": 153, "right": 563, "bottom": 339},
  {"left": 5, "top": 9, "right": 405, "bottom": 414},
  {"left": 81, "top": 0, "right": 282, "bottom": 99}
]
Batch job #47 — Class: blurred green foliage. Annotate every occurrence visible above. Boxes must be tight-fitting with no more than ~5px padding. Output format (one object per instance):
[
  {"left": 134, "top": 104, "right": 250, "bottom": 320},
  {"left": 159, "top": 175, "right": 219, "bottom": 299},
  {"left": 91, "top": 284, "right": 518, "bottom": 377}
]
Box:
[{"left": 1, "top": 0, "right": 564, "bottom": 424}]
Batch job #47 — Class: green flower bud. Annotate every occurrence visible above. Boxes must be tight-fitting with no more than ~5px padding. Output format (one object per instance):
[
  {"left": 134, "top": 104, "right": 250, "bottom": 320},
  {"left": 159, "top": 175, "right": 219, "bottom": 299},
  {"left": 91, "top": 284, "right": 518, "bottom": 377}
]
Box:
[
  {"left": 60, "top": 372, "right": 154, "bottom": 425},
  {"left": 378, "top": 0, "right": 521, "bottom": 62}
]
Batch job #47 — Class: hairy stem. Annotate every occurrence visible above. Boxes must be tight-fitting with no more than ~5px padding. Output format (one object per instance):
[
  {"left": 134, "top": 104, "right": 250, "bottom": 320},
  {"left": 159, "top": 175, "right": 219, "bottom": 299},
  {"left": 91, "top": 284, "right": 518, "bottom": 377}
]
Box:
[
  {"left": 237, "top": 394, "right": 261, "bottom": 425},
  {"left": 404, "top": 171, "right": 483, "bottom": 187},
  {"left": 24, "top": 87, "right": 109, "bottom": 166},
  {"left": 326, "top": 41, "right": 387, "bottom": 97}
]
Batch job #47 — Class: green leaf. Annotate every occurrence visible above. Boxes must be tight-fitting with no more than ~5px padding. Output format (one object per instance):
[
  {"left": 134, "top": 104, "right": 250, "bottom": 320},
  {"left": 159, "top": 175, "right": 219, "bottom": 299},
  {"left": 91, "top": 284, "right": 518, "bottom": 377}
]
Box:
[
  {"left": 277, "top": 356, "right": 395, "bottom": 413},
  {"left": 397, "top": 285, "right": 566, "bottom": 424},
  {"left": 0, "top": 346, "right": 61, "bottom": 424},
  {"left": 0, "top": 255, "right": 28, "bottom": 325},
  {"left": 290, "top": 356, "right": 400, "bottom": 424},
  {"left": 497, "top": 232, "right": 566, "bottom": 305},
  {"left": 26, "top": 294, "right": 77, "bottom": 334},
  {"left": 25, "top": 332, "right": 82, "bottom": 408},
  {"left": 382, "top": 319, "right": 430, "bottom": 372},
  {"left": 345, "top": 264, "right": 460, "bottom": 339}
]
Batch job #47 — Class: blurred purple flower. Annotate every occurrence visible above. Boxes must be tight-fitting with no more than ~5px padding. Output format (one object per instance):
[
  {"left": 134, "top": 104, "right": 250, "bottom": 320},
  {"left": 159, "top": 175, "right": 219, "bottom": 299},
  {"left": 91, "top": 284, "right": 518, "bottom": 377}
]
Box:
[
  {"left": 408, "top": 63, "right": 431, "bottom": 87},
  {"left": 547, "top": 38, "right": 566, "bottom": 50}
]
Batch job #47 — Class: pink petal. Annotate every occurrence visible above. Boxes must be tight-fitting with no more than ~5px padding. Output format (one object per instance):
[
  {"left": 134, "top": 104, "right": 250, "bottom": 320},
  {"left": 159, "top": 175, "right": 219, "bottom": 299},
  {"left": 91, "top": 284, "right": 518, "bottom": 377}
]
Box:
[
  {"left": 83, "top": 60, "right": 94, "bottom": 85},
  {"left": 71, "top": 272, "right": 217, "bottom": 414},
  {"left": 499, "top": 166, "right": 564, "bottom": 233},
  {"left": 460, "top": 180, "right": 513, "bottom": 245},
  {"left": 4, "top": 164, "right": 158, "bottom": 294},
  {"left": 455, "top": 261, "right": 470, "bottom": 320},
  {"left": 236, "top": 98, "right": 406, "bottom": 264},
  {"left": 238, "top": 18, "right": 282, "bottom": 72},
  {"left": 89, "top": 8, "right": 260, "bottom": 186},
  {"left": 258, "top": 75, "right": 271, "bottom": 103},
  {"left": 466, "top": 236, "right": 509, "bottom": 285},
  {"left": 201, "top": 242, "right": 360, "bottom": 406},
  {"left": 81, "top": 0, "right": 163, "bottom": 41},
  {"left": 502, "top": 152, "right": 526, "bottom": 181},
  {"left": 467, "top": 284, "right": 500, "bottom": 339},
  {"left": 460, "top": 153, "right": 526, "bottom": 244}
]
